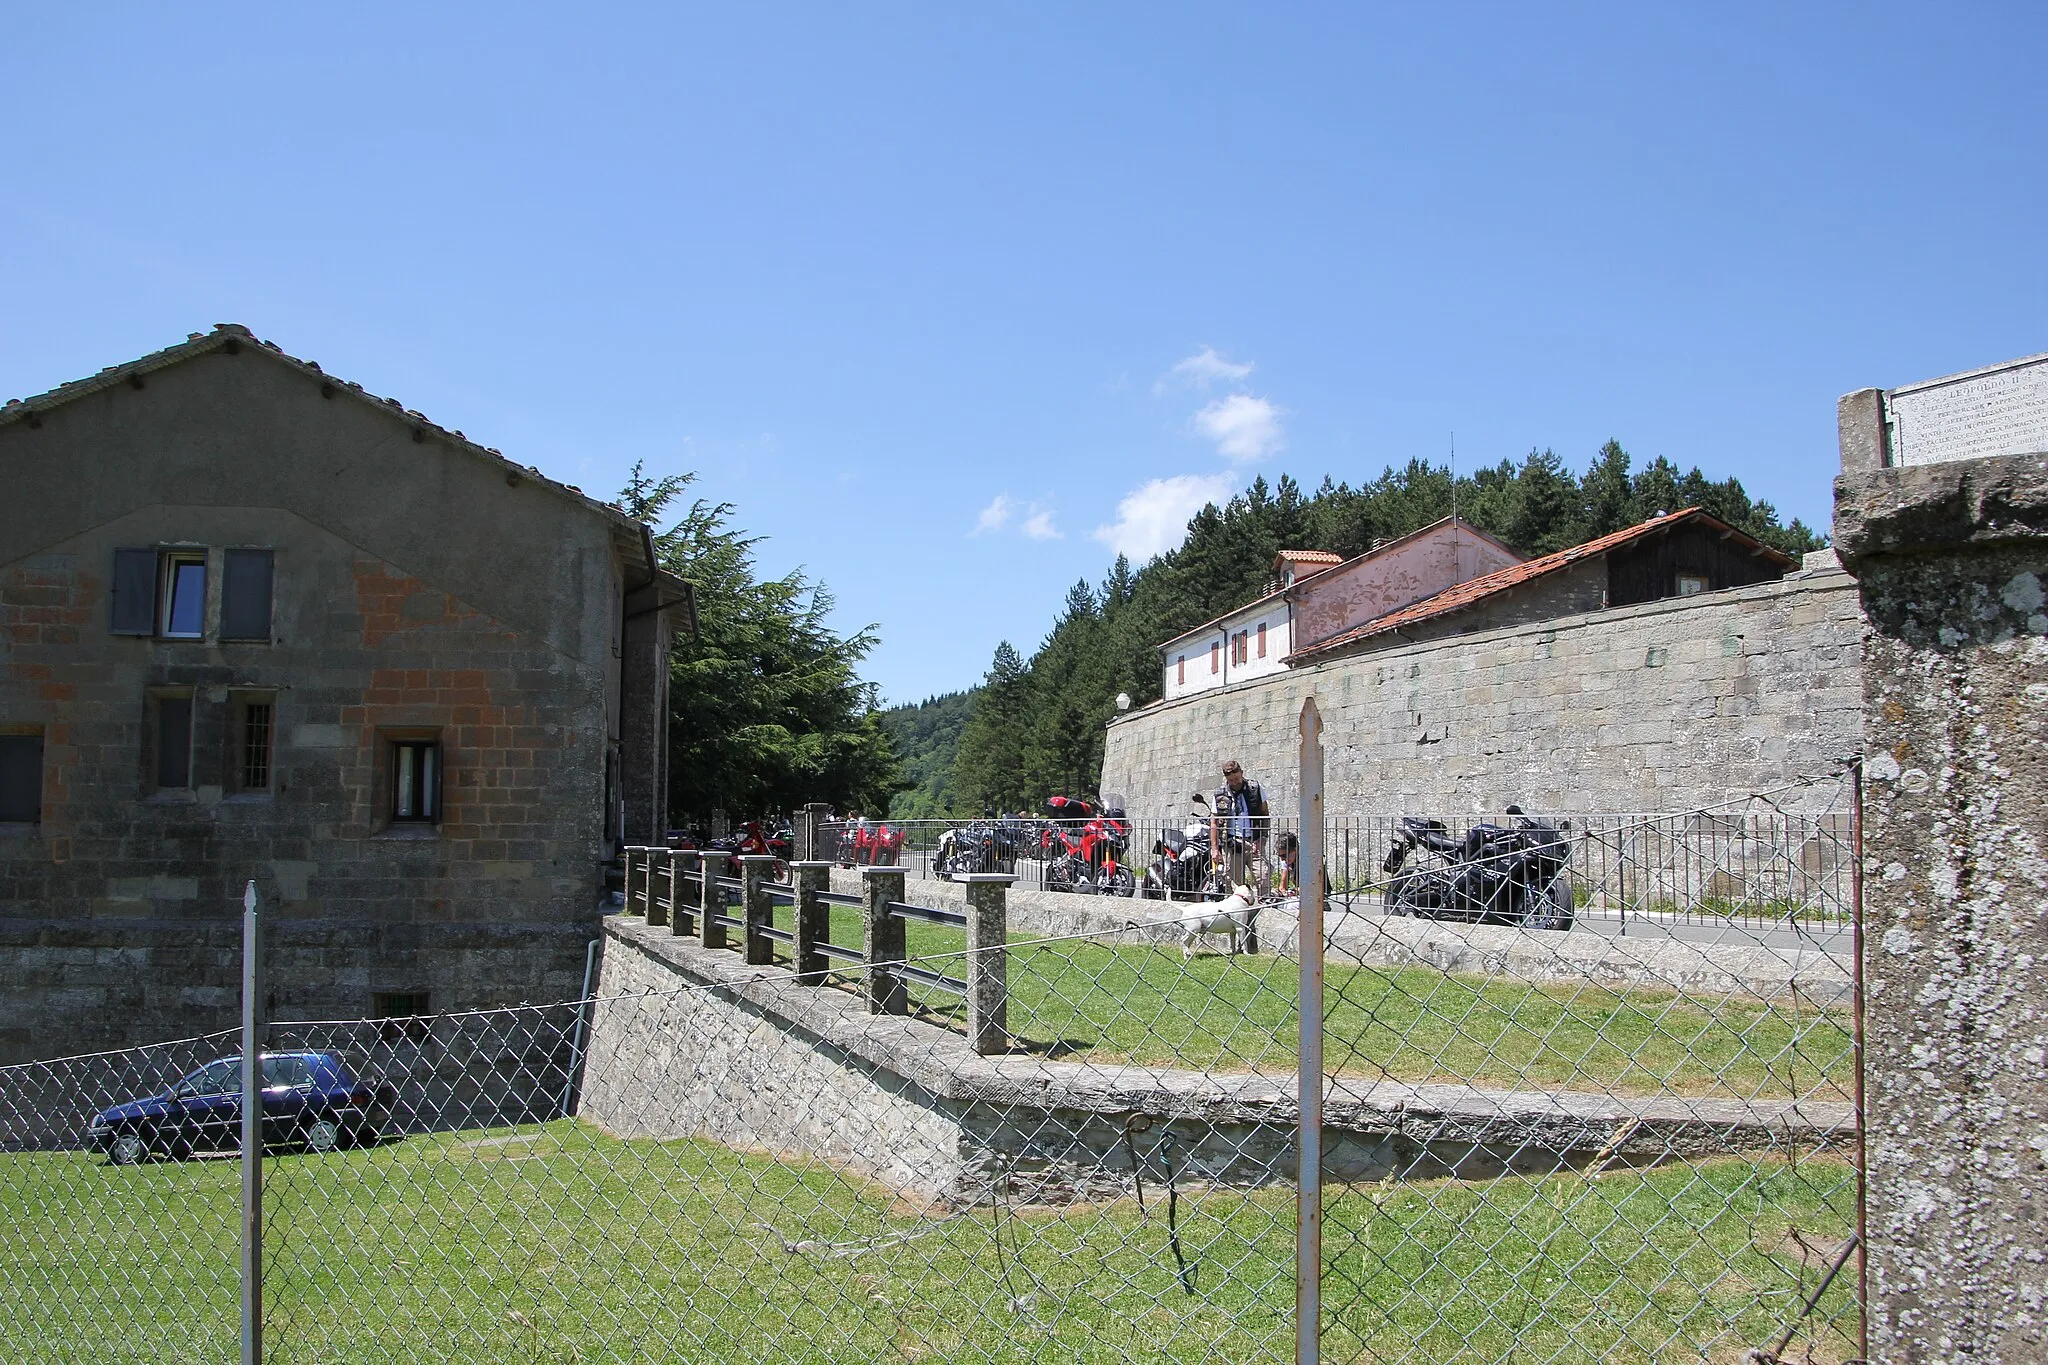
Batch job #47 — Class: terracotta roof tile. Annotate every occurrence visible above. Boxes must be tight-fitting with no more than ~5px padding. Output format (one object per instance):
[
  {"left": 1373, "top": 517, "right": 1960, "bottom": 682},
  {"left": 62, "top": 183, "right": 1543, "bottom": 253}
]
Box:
[{"left": 1287, "top": 508, "right": 1793, "bottom": 662}]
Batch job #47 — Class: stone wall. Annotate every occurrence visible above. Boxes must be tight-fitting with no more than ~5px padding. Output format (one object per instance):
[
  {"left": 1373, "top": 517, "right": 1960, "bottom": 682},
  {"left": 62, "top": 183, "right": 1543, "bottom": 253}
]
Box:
[
  {"left": 1836, "top": 447, "right": 2048, "bottom": 1363},
  {"left": 1103, "top": 561, "right": 1861, "bottom": 824},
  {"left": 583, "top": 915, "right": 1841, "bottom": 1207}
]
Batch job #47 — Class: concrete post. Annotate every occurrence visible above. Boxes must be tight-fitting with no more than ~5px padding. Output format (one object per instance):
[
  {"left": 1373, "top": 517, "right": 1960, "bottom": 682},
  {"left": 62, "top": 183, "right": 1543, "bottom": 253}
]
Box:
[
  {"left": 668, "top": 850, "right": 696, "bottom": 938},
  {"left": 798, "top": 803, "right": 832, "bottom": 863},
  {"left": 860, "top": 866, "right": 907, "bottom": 1016},
  {"left": 738, "top": 855, "right": 779, "bottom": 967},
  {"left": 1838, "top": 387, "right": 1890, "bottom": 472},
  {"left": 955, "top": 872, "right": 1012, "bottom": 1055},
  {"left": 1835, "top": 448, "right": 2048, "bottom": 1362},
  {"left": 790, "top": 861, "right": 832, "bottom": 983},
  {"left": 621, "top": 846, "right": 644, "bottom": 918},
  {"left": 698, "top": 851, "right": 726, "bottom": 952},
  {"left": 644, "top": 848, "right": 669, "bottom": 929}
]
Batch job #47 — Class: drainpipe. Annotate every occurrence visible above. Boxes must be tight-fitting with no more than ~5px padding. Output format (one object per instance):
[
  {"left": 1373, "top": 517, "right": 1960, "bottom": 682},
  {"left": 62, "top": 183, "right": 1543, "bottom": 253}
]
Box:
[{"left": 558, "top": 937, "right": 601, "bottom": 1119}]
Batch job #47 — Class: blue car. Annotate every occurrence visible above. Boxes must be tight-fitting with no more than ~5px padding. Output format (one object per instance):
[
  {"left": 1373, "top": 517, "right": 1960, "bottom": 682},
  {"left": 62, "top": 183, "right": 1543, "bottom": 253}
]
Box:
[{"left": 88, "top": 1051, "right": 395, "bottom": 1165}]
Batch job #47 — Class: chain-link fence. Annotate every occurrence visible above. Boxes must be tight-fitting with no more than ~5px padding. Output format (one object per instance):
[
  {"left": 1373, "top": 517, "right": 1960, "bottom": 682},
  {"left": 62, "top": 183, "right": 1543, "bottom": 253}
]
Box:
[{"left": 1, "top": 769, "right": 1862, "bottom": 1363}]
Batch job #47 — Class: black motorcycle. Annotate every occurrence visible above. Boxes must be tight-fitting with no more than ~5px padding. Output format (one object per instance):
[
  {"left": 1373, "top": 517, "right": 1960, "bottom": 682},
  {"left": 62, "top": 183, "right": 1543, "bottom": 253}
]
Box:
[
  {"left": 1380, "top": 807, "right": 1574, "bottom": 930},
  {"left": 1141, "top": 794, "right": 1227, "bottom": 901},
  {"left": 934, "top": 817, "right": 1021, "bottom": 880}
]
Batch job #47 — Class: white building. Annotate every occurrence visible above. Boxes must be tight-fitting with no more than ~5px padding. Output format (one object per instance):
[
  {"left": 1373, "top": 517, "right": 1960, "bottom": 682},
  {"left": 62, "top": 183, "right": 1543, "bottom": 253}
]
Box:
[{"left": 1157, "top": 551, "right": 1341, "bottom": 700}]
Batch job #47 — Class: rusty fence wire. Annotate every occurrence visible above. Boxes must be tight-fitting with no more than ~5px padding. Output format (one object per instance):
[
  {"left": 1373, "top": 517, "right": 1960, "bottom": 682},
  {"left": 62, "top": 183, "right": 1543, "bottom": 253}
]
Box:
[{"left": 1, "top": 772, "right": 1861, "bottom": 1364}]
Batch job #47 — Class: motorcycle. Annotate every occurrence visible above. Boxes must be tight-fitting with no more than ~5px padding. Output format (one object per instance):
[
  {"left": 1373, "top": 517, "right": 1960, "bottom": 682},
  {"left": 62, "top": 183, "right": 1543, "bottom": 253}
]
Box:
[
  {"left": 934, "top": 816, "right": 1021, "bottom": 880},
  {"left": 705, "top": 819, "right": 791, "bottom": 884},
  {"left": 1141, "top": 793, "right": 1228, "bottom": 901},
  {"left": 839, "top": 817, "right": 904, "bottom": 868},
  {"left": 1379, "top": 805, "right": 1573, "bottom": 930},
  {"left": 1043, "top": 794, "right": 1134, "bottom": 896}
]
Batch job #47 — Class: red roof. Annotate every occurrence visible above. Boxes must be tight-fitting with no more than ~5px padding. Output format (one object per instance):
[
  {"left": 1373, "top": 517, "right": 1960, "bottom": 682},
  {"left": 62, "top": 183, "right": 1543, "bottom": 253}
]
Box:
[{"left": 1287, "top": 508, "right": 1792, "bottom": 662}]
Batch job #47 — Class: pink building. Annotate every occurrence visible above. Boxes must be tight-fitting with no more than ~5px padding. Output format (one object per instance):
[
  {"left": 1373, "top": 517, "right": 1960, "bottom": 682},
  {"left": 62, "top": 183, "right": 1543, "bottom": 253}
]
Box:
[
  {"left": 1155, "top": 518, "right": 1521, "bottom": 699},
  {"left": 1288, "top": 517, "right": 1522, "bottom": 656}
]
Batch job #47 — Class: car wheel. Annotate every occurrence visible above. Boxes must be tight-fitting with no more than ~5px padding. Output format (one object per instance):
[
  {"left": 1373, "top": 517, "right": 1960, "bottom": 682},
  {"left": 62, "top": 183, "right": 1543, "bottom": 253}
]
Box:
[
  {"left": 108, "top": 1129, "right": 150, "bottom": 1166},
  {"left": 302, "top": 1117, "right": 343, "bottom": 1154}
]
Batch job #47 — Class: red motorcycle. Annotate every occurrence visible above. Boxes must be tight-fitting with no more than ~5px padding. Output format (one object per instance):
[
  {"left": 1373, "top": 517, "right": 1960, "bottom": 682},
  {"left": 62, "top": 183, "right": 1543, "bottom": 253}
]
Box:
[
  {"left": 708, "top": 820, "right": 792, "bottom": 881},
  {"left": 844, "top": 817, "right": 903, "bottom": 868},
  {"left": 1043, "top": 794, "right": 1134, "bottom": 896}
]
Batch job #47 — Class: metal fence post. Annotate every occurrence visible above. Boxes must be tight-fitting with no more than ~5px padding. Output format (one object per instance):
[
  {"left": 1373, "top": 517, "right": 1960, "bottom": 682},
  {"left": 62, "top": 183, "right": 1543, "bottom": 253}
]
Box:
[
  {"left": 1296, "top": 698, "right": 1325, "bottom": 1365},
  {"left": 738, "top": 855, "right": 778, "bottom": 966},
  {"left": 956, "top": 872, "right": 1012, "bottom": 1055},
  {"left": 790, "top": 861, "right": 832, "bottom": 983},
  {"left": 239, "top": 879, "right": 262, "bottom": 1365},
  {"left": 644, "top": 848, "right": 669, "bottom": 929},
  {"left": 860, "top": 866, "right": 907, "bottom": 1016},
  {"left": 698, "top": 851, "right": 725, "bottom": 952}
]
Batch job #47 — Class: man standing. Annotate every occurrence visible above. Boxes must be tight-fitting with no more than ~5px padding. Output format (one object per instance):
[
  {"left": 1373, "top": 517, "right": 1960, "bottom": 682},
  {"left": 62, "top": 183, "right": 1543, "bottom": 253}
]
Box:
[{"left": 1214, "top": 760, "right": 1269, "bottom": 893}]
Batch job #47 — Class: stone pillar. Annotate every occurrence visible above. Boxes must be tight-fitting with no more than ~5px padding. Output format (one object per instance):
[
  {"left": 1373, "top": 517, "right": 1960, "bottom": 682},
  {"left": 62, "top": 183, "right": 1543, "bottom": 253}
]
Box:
[
  {"left": 1838, "top": 387, "right": 1890, "bottom": 473},
  {"left": 698, "top": 851, "right": 726, "bottom": 952},
  {"left": 738, "top": 855, "right": 779, "bottom": 967},
  {"left": 955, "top": 873, "right": 1012, "bottom": 1055},
  {"left": 790, "top": 861, "right": 832, "bottom": 983},
  {"left": 644, "top": 848, "right": 669, "bottom": 928},
  {"left": 668, "top": 850, "right": 697, "bottom": 938},
  {"left": 797, "top": 803, "right": 833, "bottom": 863},
  {"left": 860, "top": 866, "right": 907, "bottom": 1016},
  {"left": 1834, "top": 445, "right": 2048, "bottom": 1363}
]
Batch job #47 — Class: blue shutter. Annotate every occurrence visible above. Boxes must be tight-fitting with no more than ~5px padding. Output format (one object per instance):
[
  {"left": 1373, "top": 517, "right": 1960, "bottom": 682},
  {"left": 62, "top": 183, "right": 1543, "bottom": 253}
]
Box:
[{"left": 110, "top": 548, "right": 156, "bottom": 635}]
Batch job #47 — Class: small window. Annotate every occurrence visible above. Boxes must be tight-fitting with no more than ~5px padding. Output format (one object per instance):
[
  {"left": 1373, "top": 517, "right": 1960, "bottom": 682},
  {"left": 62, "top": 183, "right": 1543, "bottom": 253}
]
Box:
[
  {"left": 0, "top": 732, "right": 42, "bottom": 823},
  {"left": 1176, "top": 655, "right": 1185, "bottom": 685},
  {"left": 220, "top": 549, "right": 274, "bottom": 642},
  {"left": 153, "top": 692, "right": 195, "bottom": 791},
  {"left": 1210, "top": 641, "right": 1220, "bottom": 674},
  {"left": 392, "top": 740, "right": 440, "bottom": 823},
  {"left": 1676, "top": 573, "right": 1709, "bottom": 597},
  {"left": 160, "top": 554, "right": 207, "bottom": 639},
  {"left": 1257, "top": 622, "right": 1267, "bottom": 658},
  {"left": 232, "top": 695, "right": 275, "bottom": 793},
  {"left": 374, "top": 992, "right": 432, "bottom": 1043}
]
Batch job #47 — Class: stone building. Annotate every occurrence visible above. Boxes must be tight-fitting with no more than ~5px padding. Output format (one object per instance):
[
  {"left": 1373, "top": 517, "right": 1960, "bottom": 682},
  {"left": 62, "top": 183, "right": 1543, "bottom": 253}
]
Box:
[
  {"left": 1289, "top": 507, "right": 1795, "bottom": 665},
  {"left": 1156, "top": 519, "right": 1520, "bottom": 702},
  {"left": 0, "top": 325, "right": 694, "bottom": 1063}
]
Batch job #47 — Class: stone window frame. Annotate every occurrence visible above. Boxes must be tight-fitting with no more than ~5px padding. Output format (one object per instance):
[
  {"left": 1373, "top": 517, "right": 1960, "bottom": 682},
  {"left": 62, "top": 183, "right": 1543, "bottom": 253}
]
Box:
[
  {"left": 145, "top": 686, "right": 198, "bottom": 800},
  {"left": 0, "top": 725, "right": 43, "bottom": 828},
  {"left": 376, "top": 726, "right": 445, "bottom": 834},
  {"left": 158, "top": 550, "right": 209, "bottom": 640},
  {"left": 228, "top": 690, "right": 279, "bottom": 798},
  {"left": 373, "top": 991, "right": 433, "bottom": 1044}
]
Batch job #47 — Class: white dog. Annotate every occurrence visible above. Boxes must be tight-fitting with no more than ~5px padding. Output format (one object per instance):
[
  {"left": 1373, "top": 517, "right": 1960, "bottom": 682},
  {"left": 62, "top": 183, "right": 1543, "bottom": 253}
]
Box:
[{"left": 1176, "top": 884, "right": 1257, "bottom": 958}]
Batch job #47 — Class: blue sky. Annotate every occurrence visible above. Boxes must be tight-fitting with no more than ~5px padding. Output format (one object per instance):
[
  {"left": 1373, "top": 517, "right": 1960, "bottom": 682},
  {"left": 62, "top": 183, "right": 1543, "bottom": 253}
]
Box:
[{"left": 3, "top": 4, "right": 2043, "bottom": 704}]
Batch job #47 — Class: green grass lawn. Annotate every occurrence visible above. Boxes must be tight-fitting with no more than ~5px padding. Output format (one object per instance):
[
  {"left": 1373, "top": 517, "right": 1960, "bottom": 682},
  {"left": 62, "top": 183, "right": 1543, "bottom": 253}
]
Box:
[
  {"left": 800, "top": 908, "right": 1853, "bottom": 1103},
  {"left": 1, "top": 1123, "right": 1860, "bottom": 1364}
]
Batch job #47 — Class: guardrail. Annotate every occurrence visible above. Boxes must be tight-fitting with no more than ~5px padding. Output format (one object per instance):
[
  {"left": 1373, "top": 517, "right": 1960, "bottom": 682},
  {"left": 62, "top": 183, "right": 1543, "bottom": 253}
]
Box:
[{"left": 618, "top": 849, "right": 1012, "bottom": 1054}]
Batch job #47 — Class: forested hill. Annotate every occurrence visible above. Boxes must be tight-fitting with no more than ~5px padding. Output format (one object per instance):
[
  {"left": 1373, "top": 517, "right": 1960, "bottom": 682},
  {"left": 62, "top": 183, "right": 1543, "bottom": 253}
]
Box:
[
  {"left": 927, "top": 442, "right": 1824, "bottom": 817},
  {"left": 879, "top": 690, "right": 976, "bottom": 818}
]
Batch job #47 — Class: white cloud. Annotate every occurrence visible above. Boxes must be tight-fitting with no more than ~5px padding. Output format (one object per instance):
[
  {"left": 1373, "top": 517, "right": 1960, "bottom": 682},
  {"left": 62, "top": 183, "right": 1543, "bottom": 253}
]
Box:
[
  {"left": 1160, "top": 345, "right": 1254, "bottom": 392},
  {"left": 1194, "top": 393, "right": 1285, "bottom": 463},
  {"left": 971, "top": 493, "right": 1014, "bottom": 536},
  {"left": 1020, "top": 506, "right": 1062, "bottom": 540},
  {"left": 1092, "top": 473, "right": 1239, "bottom": 562}
]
